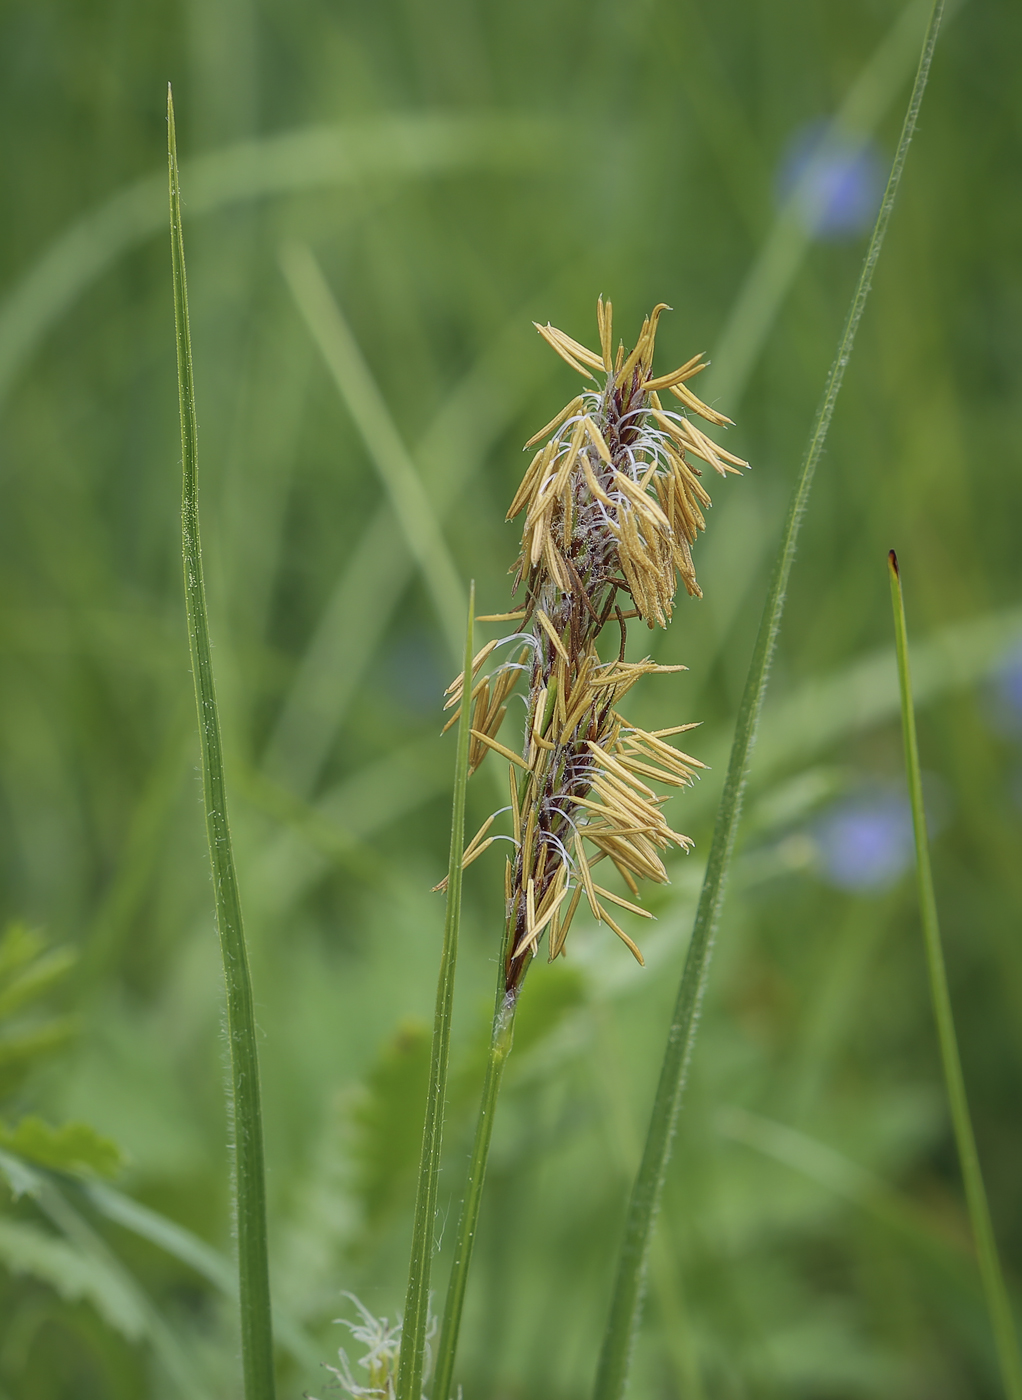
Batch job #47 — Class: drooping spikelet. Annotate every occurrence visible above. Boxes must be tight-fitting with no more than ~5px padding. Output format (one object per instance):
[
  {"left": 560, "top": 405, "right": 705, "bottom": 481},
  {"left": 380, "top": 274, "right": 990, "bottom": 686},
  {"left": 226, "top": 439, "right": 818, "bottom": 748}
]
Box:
[{"left": 440, "top": 299, "right": 747, "bottom": 1003}]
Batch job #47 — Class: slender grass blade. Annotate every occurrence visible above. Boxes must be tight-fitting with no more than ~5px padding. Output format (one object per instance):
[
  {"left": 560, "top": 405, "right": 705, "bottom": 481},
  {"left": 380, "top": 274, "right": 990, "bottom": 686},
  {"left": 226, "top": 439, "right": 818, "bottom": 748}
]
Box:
[
  {"left": 280, "top": 242, "right": 467, "bottom": 665},
  {"left": 396, "top": 585, "right": 475, "bottom": 1400},
  {"left": 168, "top": 87, "right": 276, "bottom": 1400},
  {"left": 592, "top": 6, "right": 946, "bottom": 1395},
  {"left": 0, "top": 113, "right": 555, "bottom": 411},
  {"left": 430, "top": 966, "right": 516, "bottom": 1400},
  {"left": 889, "top": 550, "right": 1022, "bottom": 1400}
]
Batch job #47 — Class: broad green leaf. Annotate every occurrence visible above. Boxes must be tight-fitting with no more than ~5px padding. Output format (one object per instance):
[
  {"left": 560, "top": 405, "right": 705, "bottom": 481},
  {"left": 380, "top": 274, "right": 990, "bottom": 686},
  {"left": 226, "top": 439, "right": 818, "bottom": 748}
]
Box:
[
  {"left": 349, "top": 1021, "right": 431, "bottom": 1240},
  {"left": 0, "top": 1216, "right": 146, "bottom": 1340},
  {"left": 0, "top": 1118, "right": 122, "bottom": 1180},
  {"left": 82, "top": 1181, "right": 321, "bottom": 1370},
  {"left": 0, "top": 1154, "right": 209, "bottom": 1397},
  {"left": 0, "top": 1019, "right": 77, "bottom": 1102},
  {"left": 0, "top": 1146, "right": 41, "bottom": 1200},
  {"left": 0, "top": 923, "right": 46, "bottom": 985},
  {"left": 0, "top": 947, "right": 77, "bottom": 1021},
  {"left": 512, "top": 964, "right": 587, "bottom": 1060}
]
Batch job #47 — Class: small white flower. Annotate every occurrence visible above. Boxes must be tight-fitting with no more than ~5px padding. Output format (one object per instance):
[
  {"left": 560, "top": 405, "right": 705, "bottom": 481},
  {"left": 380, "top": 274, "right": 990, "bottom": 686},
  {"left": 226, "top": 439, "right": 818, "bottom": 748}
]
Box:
[{"left": 310, "top": 1294, "right": 435, "bottom": 1400}]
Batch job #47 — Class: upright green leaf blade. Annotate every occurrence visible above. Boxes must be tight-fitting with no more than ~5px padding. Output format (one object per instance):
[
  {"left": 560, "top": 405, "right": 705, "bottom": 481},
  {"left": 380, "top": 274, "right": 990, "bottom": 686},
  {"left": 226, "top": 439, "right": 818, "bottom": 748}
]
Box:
[
  {"left": 168, "top": 87, "right": 276, "bottom": 1400},
  {"left": 889, "top": 551, "right": 1022, "bottom": 1400},
  {"left": 396, "top": 585, "right": 475, "bottom": 1400},
  {"left": 430, "top": 983, "right": 514, "bottom": 1400},
  {"left": 593, "top": 6, "right": 946, "bottom": 1395}
]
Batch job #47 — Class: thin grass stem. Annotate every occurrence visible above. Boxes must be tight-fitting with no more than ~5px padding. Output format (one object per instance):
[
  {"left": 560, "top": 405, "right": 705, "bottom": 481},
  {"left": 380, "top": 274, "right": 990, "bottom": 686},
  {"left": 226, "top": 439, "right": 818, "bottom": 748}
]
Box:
[
  {"left": 279, "top": 241, "right": 467, "bottom": 664},
  {"left": 168, "top": 88, "right": 276, "bottom": 1400},
  {"left": 396, "top": 585, "right": 475, "bottom": 1400},
  {"left": 262, "top": 276, "right": 568, "bottom": 797},
  {"left": 431, "top": 977, "right": 516, "bottom": 1400},
  {"left": 888, "top": 550, "right": 1022, "bottom": 1400},
  {"left": 592, "top": 6, "right": 945, "bottom": 1395},
  {"left": 708, "top": 0, "right": 944, "bottom": 407},
  {"left": 0, "top": 114, "right": 554, "bottom": 412}
]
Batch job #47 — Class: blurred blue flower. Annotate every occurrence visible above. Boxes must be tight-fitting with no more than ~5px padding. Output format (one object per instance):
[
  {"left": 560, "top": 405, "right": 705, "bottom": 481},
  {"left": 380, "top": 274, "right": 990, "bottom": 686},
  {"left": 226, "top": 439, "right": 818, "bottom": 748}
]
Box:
[
  {"left": 814, "top": 790, "right": 915, "bottom": 891},
  {"left": 989, "top": 641, "right": 1022, "bottom": 737},
  {"left": 777, "top": 122, "right": 886, "bottom": 239},
  {"left": 385, "top": 632, "right": 445, "bottom": 715}
]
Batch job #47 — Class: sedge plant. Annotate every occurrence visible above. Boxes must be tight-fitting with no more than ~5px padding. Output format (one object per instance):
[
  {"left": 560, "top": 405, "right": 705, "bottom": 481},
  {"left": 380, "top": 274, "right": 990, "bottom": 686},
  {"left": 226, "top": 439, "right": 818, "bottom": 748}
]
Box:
[{"left": 430, "top": 299, "right": 748, "bottom": 1397}]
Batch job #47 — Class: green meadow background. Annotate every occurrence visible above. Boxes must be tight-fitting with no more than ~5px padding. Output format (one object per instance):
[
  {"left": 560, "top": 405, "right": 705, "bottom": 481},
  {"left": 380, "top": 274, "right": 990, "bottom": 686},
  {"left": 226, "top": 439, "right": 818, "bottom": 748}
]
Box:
[{"left": 1, "top": 0, "right": 1021, "bottom": 1395}]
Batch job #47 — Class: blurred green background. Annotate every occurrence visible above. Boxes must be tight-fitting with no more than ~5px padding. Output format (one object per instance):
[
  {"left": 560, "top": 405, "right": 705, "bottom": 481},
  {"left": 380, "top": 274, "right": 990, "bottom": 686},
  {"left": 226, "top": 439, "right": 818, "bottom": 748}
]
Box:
[{"left": 1, "top": 0, "right": 1021, "bottom": 1395}]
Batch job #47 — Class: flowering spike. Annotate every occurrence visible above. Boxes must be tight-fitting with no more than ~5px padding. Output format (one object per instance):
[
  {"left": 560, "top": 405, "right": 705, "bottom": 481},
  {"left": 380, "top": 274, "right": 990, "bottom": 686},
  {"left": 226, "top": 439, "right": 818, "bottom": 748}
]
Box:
[{"left": 442, "top": 300, "right": 747, "bottom": 997}]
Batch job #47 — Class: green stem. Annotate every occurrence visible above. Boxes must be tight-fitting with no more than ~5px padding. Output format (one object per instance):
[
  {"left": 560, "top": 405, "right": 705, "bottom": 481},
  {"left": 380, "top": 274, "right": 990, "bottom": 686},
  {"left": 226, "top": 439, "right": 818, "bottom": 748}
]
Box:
[
  {"left": 396, "top": 585, "right": 475, "bottom": 1400},
  {"left": 888, "top": 552, "right": 1022, "bottom": 1400},
  {"left": 168, "top": 88, "right": 276, "bottom": 1400},
  {"left": 431, "top": 980, "right": 517, "bottom": 1400},
  {"left": 592, "top": 6, "right": 945, "bottom": 1396}
]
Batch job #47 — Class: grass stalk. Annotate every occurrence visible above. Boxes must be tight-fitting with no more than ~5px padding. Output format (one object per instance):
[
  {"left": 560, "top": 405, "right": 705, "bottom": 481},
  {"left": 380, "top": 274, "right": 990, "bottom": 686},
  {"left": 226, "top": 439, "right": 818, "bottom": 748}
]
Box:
[
  {"left": 592, "top": 6, "right": 945, "bottom": 1395},
  {"left": 396, "top": 585, "right": 475, "bottom": 1400},
  {"left": 431, "top": 974, "right": 517, "bottom": 1400},
  {"left": 279, "top": 241, "right": 467, "bottom": 665},
  {"left": 708, "top": 0, "right": 942, "bottom": 407},
  {"left": 888, "top": 551, "right": 1022, "bottom": 1400},
  {"left": 168, "top": 88, "right": 276, "bottom": 1400}
]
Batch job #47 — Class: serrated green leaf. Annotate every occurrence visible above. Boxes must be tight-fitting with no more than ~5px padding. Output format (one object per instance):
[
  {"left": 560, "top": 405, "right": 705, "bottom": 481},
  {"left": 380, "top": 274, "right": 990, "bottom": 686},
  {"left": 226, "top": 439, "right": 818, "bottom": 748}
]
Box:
[
  {"left": 0, "top": 1166, "right": 210, "bottom": 1396},
  {"left": 349, "top": 1021, "right": 430, "bottom": 1240},
  {"left": 0, "top": 923, "right": 46, "bottom": 986},
  {"left": 0, "top": 926, "right": 78, "bottom": 1102},
  {"left": 0, "top": 1018, "right": 77, "bottom": 1100},
  {"left": 0, "top": 1117, "right": 123, "bottom": 1179},
  {"left": 0, "top": 1216, "right": 146, "bottom": 1340},
  {"left": 0, "top": 947, "right": 77, "bottom": 1021},
  {"left": 81, "top": 1181, "right": 321, "bottom": 1369},
  {"left": 343, "top": 976, "right": 584, "bottom": 1256},
  {"left": 443, "top": 966, "right": 587, "bottom": 1116},
  {"left": 0, "top": 1145, "right": 42, "bottom": 1199},
  {"left": 511, "top": 965, "right": 586, "bottom": 1059}
]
